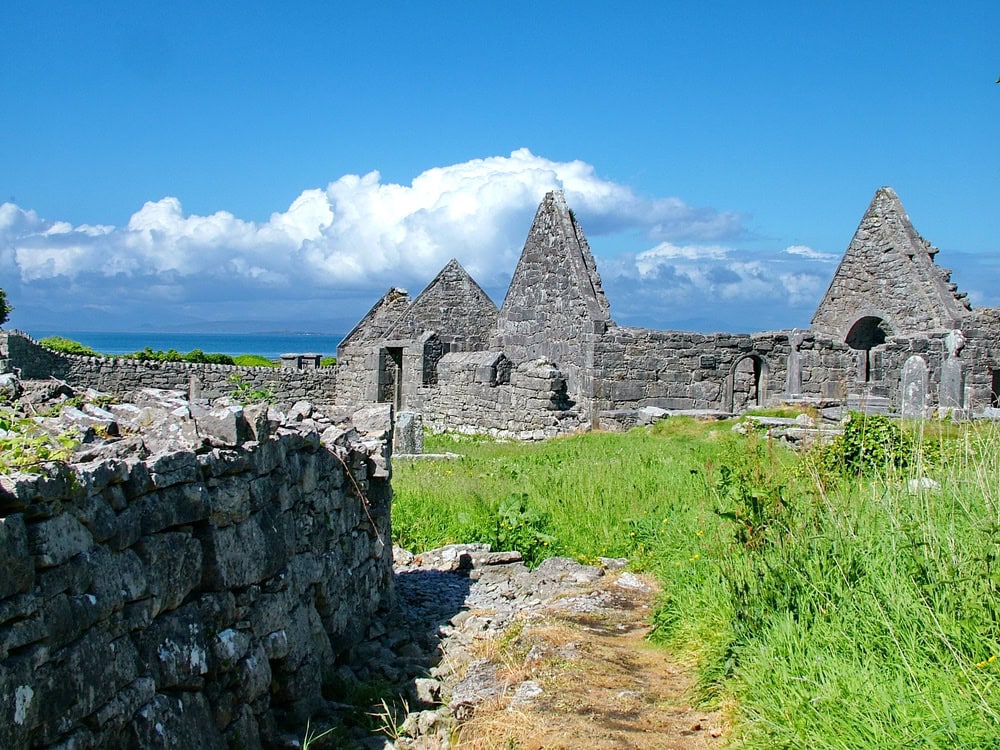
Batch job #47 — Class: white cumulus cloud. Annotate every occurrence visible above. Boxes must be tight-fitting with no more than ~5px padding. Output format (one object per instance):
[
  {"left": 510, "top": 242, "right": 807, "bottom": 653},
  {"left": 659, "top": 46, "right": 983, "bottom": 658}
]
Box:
[
  {"left": 1, "top": 149, "right": 748, "bottom": 298},
  {"left": 784, "top": 244, "right": 837, "bottom": 262}
]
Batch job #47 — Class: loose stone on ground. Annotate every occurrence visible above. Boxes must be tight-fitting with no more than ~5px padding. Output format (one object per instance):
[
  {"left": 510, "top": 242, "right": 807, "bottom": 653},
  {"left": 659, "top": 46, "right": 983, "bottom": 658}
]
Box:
[{"left": 341, "top": 545, "right": 726, "bottom": 749}]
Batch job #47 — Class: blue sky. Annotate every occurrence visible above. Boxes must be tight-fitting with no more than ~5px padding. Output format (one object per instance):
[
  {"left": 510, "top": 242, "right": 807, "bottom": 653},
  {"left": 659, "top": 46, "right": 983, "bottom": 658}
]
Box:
[{"left": 2, "top": 1, "right": 998, "bottom": 335}]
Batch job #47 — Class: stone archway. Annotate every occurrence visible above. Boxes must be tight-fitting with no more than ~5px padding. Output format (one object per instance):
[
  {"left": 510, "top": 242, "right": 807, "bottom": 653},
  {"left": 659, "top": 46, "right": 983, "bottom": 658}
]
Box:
[
  {"left": 845, "top": 316, "right": 891, "bottom": 382},
  {"left": 728, "top": 354, "right": 768, "bottom": 413}
]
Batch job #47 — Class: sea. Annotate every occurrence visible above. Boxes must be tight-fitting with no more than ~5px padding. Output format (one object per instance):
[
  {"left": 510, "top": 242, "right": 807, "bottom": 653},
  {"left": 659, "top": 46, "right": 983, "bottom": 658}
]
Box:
[{"left": 25, "top": 330, "right": 347, "bottom": 362}]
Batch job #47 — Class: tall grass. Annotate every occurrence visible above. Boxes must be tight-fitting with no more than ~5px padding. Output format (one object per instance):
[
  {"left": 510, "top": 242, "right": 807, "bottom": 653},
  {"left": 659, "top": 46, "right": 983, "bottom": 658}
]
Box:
[{"left": 391, "top": 417, "right": 1000, "bottom": 747}]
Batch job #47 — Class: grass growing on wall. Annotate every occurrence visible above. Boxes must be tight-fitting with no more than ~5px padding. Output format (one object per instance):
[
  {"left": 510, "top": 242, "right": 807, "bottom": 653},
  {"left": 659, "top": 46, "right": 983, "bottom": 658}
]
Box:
[{"left": 391, "top": 417, "right": 1000, "bottom": 748}]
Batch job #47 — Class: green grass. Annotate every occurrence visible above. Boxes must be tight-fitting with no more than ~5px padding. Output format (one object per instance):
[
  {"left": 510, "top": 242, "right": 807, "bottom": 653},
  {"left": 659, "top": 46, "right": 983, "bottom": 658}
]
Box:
[
  {"left": 232, "top": 354, "right": 279, "bottom": 367},
  {"left": 392, "top": 417, "right": 1000, "bottom": 748}
]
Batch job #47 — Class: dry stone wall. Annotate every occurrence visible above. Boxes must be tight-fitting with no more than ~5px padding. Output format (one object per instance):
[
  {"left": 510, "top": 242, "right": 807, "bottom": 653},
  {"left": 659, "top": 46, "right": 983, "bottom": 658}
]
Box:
[
  {"left": 0, "top": 332, "right": 337, "bottom": 407},
  {"left": 412, "top": 354, "right": 587, "bottom": 439},
  {"left": 0, "top": 401, "right": 393, "bottom": 749}
]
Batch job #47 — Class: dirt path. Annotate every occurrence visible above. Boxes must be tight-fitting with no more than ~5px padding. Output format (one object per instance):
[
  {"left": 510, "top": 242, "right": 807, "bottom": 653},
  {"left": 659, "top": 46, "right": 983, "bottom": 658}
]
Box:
[{"left": 449, "top": 570, "right": 726, "bottom": 750}]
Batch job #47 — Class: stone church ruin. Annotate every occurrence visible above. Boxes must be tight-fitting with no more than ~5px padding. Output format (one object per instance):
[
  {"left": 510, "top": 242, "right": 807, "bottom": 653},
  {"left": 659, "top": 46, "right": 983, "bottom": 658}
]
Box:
[
  {"left": 1, "top": 185, "right": 998, "bottom": 747},
  {"left": 339, "top": 187, "right": 1000, "bottom": 435},
  {"left": 2, "top": 186, "right": 997, "bottom": 437}
]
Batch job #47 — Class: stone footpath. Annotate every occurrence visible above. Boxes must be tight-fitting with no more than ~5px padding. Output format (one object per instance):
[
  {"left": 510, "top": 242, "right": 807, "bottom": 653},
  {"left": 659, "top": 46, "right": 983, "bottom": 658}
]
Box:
[{"left": 323, "top": 545, "right": 726, "bottom": 749}]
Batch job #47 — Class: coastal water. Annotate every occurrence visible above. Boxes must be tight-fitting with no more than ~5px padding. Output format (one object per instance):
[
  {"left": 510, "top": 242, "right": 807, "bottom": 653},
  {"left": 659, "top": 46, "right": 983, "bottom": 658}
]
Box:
[{"left": 26, "top": 330, "right": 347, "bottom": 361}]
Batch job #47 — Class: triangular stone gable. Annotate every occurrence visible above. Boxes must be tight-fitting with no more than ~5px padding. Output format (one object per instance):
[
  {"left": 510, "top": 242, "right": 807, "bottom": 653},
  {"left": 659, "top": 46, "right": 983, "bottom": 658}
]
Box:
[
  {"left": 811, "top": 187, "right": 971, "bottom": 338},
  {"left": 497, "top": 190, "right": 612, "bottom": 335},
  {"left": 337, "top": 287, "right": 411, "bottom": 356},
  {"left": 385, "top": 258, "right": 498, "bottom": 348},
  {"left": 493, "top": 191, "right": 612, "bottom": 403}
]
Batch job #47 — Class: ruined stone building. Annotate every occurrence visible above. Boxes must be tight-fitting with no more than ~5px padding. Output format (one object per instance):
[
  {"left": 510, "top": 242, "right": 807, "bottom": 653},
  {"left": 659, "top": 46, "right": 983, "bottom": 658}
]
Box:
[{"left": 336, "top": 187, "right": 1000, "bottom": 437}]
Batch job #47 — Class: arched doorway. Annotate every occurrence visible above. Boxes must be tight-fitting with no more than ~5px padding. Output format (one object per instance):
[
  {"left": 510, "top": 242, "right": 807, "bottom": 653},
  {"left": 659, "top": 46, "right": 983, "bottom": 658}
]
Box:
[
  {"left": 845, "top": 316, "right": 890, "bottom": 382},
  {"left": 728, "top": 355, "right": 768, "bottom": 413}
]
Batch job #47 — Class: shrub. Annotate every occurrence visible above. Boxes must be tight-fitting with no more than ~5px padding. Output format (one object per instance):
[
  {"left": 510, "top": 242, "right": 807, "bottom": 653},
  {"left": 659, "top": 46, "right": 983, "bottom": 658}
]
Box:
[
  {"left": 0, "top": 409, "right": 78, "bottom": 473},
  {"left": 711, "top": 432, "right": 792, "bottom": 549},
  {"left": 228, "top": 374, "right": 275, "bottom": 405},
  {"left": 486, "top": 492, "right": 556, "bottom": 566},
  {"left": 0, "top": 287, "right": 11, "bottom": 327},
  {"left": 123, "top": 347, "right": 235, "bottom": 365},
  {"left": 40, "top": 336, "right": 100, "bottom": 357}
]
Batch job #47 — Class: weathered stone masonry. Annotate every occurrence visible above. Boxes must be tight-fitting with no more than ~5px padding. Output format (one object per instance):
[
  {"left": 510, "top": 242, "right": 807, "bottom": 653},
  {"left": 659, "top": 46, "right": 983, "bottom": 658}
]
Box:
[
  {"left": 0, "top": 332, "right": 338, "bottom": 407},
  {"left": 0, "top": 403, "right": 393, "bottom": 749},
  {"left": 341, "top": 187, "right": 1000, "bottom": 430}
]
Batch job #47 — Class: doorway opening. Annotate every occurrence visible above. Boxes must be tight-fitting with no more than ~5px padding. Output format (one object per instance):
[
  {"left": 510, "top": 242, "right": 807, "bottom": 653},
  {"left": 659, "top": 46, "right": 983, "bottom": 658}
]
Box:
[{"left": 377, "top": 347, "right": 404, "bottom": 411}]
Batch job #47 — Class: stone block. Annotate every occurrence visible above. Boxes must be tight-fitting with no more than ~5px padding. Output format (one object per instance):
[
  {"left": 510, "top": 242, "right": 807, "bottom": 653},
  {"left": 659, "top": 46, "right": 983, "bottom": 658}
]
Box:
[
  {"left": 195, "top": 404, "right": 251, "bottom": 447},
  {"left": 135, "top": 532, "right": 203, "bottom": 616},
  {"left": 136, "top": 482, "right": 208, "bottom": 535},
  {"left": 148, "top": 450, "right": 201, "bottom": 488},
  {"left": 610, "top": 381, "right": 645, "bottom": 401},
  {"left": 0, "top": 652, "right": 36, "bottom": 748},
  {"left": 136, "top": 602, "right": 209, "bottom": 689},
  {"left": 27, "top": 512, "right": 94, "bottom": 568},
  {"left": 199, "top": 504, "right": 291, "bottom": 590},
  {"left": 33, "top": 630, "right": 140, "bottom": 745},
  {"left": 0, "top": 514, "right": 33, "bottom": 598},
  {"left": 128, "top": 692, "right": 225, "bottom": 750},
  {"left": 88, "top": 547, "right": 148, "bottom": 616},
  {"left": 206, "top": 475, "right": 253, "bottom": 527}
]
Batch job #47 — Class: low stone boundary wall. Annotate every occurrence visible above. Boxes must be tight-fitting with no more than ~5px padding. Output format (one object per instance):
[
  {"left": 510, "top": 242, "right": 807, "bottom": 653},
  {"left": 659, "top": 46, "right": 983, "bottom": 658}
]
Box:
[
  {"left": 417, "top": 357, "right": 587, "bottom": 439},
  {"left": 0, "top": 332, "right": 337, "bottom": 406},
  {"left": 0, "top": 401, "right": 393, "bottom": 749}
]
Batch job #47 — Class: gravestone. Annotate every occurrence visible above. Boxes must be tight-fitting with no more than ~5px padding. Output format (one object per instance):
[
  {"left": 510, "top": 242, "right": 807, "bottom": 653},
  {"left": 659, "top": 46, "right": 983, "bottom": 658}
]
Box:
[
  {"left": 901, "top": 355, "right": 929, "bottom": 417},
  {"left": 785, "top": 331, "right": 804, "bottom": 396},
  {"left": 394, "top": 411, "right": 424, "bottom": 455},
  {"left": 939, "top": 329, "right": 965, "bottom": 411}
]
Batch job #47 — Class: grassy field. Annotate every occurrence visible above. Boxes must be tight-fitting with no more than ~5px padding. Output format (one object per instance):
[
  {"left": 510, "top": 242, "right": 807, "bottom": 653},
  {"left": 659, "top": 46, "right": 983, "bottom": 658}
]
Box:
[{"left": 392, "top": 415, "right": 1000, "bottom": 748}]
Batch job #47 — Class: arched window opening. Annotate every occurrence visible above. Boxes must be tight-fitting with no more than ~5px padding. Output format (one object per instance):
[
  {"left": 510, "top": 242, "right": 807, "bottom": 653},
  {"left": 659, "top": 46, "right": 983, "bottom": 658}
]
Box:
[{"left": 846, "top": 316, "right": 890, "bottom": 382}]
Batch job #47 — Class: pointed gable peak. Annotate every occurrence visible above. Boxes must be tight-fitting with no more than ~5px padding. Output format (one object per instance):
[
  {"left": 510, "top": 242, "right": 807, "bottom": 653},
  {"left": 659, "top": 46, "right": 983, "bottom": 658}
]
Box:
[
  {"left": 440, "top": 257, "right": 466, "bottom": 275},
  {"left": 499, "top": 191, "right": 612, "bottom": 330},
  {"left": 811, "top": 187, "right": 970, "bottom": 337},
  {"left": 384, "top": 257, "right": 498, "bottom": 342}
]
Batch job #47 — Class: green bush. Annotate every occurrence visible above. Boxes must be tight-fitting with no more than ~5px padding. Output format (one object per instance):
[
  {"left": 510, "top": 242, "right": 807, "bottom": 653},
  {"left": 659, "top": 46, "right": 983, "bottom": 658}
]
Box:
[
  {"left": 40, "top": 336, "right": 100, "bottom": 357},
  {"left": 0, "top": 409, "right": 78, "bottom": 473},
  {"left": 228, "top": 374, "right": 275, "bottom": 405},
  {"left": 123, "top": 347, "right": 235, "bottom": 365},
  {"left": 0, "top": 287, "right": 11, "bottom": 327},
  {"left": 320, "top": 356, "right": 337, "bottom": 367},
  {"left": 825, "top": 412, "right": 914, "bottom": 475}
]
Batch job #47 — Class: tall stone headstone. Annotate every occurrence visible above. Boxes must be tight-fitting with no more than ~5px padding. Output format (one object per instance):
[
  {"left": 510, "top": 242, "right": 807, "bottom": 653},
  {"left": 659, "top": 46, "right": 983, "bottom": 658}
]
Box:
[
  {"left": 785, "top": 331, "right": 804, "bottom": 396},
  {"left": 901, "top": 355, "right": 929, "bottom": 418},
  {"left": 393, "top": 411, "right": 424, "bottom": 455},
  {"left": 939, "top": 329, "right": 966, "bottom": 411}
]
